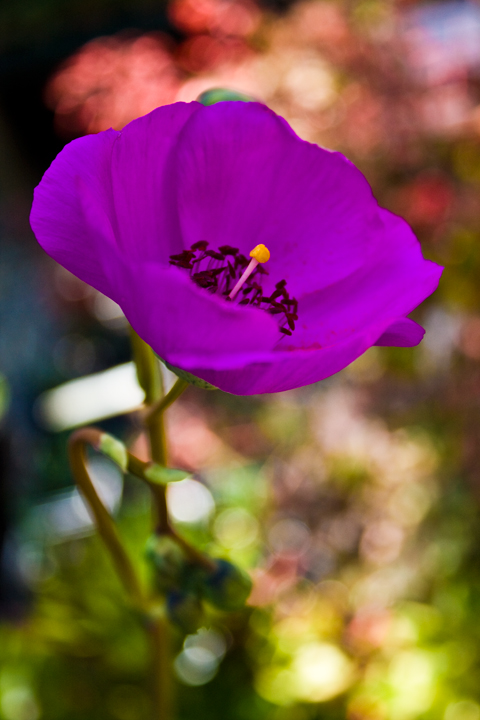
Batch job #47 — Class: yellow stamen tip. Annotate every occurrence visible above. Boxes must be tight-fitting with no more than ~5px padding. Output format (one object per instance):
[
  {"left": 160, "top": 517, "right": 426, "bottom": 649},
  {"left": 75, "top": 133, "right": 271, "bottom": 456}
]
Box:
[{"left": 250, "top": 244, "right": 270, "bottom": 263}]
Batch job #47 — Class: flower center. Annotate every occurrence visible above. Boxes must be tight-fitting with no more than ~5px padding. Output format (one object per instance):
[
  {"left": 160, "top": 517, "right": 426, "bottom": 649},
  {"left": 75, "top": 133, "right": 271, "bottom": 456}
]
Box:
[
  {"left": 229, "top": 243, "right": 270, "bottom": 300},
  {"left": 169, "top": 241, "right": 298, "bottom": 337}
]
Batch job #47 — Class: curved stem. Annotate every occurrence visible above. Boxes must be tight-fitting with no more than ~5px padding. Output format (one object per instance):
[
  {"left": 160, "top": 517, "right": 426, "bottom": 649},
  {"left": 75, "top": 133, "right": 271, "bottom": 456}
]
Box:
[
  {"left": 68, "top": 426, "right": 183, "bottom": 720},
  {"left": 69, "top": 329, "right": 194, "bottom": 720},
  {"left": 68, "top": 428, "right": 144, "bottom": 608}
]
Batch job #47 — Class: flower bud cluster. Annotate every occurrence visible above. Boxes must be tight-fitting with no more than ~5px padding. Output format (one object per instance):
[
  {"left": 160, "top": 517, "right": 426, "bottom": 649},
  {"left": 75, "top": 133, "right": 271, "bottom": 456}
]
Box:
[{"left": 145, "top": 535, "right": 252, "bottom": 631}]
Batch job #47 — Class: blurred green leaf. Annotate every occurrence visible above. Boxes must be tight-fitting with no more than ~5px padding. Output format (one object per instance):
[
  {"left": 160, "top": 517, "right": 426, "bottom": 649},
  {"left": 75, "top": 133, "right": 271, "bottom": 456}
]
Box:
[
  {"left": 99, "top": 433, "right": 128, "bottom": 472},
  {"left": 0, "top": 373, "right": 10, "bottom": 420}
]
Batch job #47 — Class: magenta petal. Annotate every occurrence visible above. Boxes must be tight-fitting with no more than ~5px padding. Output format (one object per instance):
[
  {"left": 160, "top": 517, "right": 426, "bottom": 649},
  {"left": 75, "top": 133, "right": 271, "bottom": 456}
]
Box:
[
  {"left": 174, "top": 102, "right": 379, "bottom": 298},
  {"left": 110, "top": 102, "right": 201, "bottom": 261},
  {"left": 30, "top": 103, "right": 203, "bottom": 294},
  {"left": 113, "top": 260, "right": 280, "bottom": 369},
  {"left": 30, "top": 101, "right": 443, "bottom": 394},
  {"left": 375, "top": 318, "right": 425, "bottom": 347},
  {"left": 285, "top": 209, "right": 441, "bottom": 349},
  {"left": 185, "top": 318, "right": 394, "bottom": 394},
  {"left": 30, "top": 129, "right": 120, "bottom": 297},
  {"left": 173, "top": 210, "right": 442, "bottom": 393}
]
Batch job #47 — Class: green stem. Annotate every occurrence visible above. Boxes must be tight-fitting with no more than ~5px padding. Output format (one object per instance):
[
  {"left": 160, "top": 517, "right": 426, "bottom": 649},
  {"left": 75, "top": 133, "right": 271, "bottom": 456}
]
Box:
[
  {"left": 149, "top": 614, "right": 173, "bottom": 720},
  {"left": 144, "top": 377, "right": 188, "bottom": 534},
  {"left": 130, "top": 328, "right": 163, "bottom": 404},
  {"left": 68, "top": 428, "right": 144, "bottom": 608},
  {"left": 69, "top": 341, "right": 197, "bottom": 720},
  {"left": 68, "top": 426, "right": 180, "bottom": 720},
  {"left": 130, "top": 330, "right": 177, "bottom": 720},
  {"left": 145, "top": 379, "right": 189, "bottom": 427},
  {"left": 126, "top": 454, "right": 215, "bottom": 572},
  {"left": 130, "top": 328, "right": 168, "bottom": 469}
]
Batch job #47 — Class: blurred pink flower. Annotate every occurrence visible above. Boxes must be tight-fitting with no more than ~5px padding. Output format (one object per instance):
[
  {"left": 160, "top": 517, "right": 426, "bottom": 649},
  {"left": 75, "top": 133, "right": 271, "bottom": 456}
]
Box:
[
  {"left": 168, "top": 0, "right": 260, "bottom": 38},
  {"left": 177, "top": 34, "right": 251, "bottom": 73},
  {"left": 395, "top": 172, "right": 453, "bottom": 228},
  {"left": 45, "top": 33, "right": 181, "bottom": 136}
]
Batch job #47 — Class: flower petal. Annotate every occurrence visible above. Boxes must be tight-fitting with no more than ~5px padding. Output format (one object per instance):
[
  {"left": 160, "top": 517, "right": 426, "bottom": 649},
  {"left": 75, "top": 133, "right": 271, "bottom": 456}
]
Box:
[
  {"left": 185, "top": 318, "right": 395, "bottom": 394},
  {"left": 174, "top": 101, "right": 379, "bottom": 297},
  {"left": 374, "top": 318, "right": 425, "bottom": 347},
  {"left": 113, "top": 260, "right": 280, "bottom": 369},
  {"left": 30, "top": 103, "right": 203, "bottom": 292},
  {"left": 284, "top": 209, "right": 441, "bottom": 349},
  {"left": 176, "top": 211, "right": 442, "bottom": 394},
  {"left": 110, "top": 102, "right": 202, "bottom": 261},
  {"left": 30, "top": 130, "right": 120, "bottom": 296},
  {"left": 30, "top": 101, "right": 443, "bottom": 396}
]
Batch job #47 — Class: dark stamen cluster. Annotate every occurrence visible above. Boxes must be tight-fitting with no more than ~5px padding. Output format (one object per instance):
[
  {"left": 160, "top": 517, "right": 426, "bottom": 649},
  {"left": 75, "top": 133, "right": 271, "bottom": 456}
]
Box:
[{"left": 169, "top": 241, "right": 298, "bottom": 337}]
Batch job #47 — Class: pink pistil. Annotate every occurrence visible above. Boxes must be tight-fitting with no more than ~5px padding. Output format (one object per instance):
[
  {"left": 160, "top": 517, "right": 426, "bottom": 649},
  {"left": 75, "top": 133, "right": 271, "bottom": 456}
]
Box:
[{"left": 228, "top": 258, "right": 259, "bottom": 300}]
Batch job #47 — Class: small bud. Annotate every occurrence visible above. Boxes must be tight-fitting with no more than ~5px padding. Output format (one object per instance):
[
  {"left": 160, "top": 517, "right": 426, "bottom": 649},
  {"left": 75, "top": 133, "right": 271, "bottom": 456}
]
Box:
[
  {"left": 201, "top": 559, "right": 252, "bottom": 612},
  {"left": 99, "top": 433, "right": 128, "bottom": 471},
  {"left": 197, "top": 88, "right": 256, "bottom": 106},
  {"left": 145, "top": 535, "right": 190, "bottom": 592},
  {"left": 166, "top": 590, "right": 203, "bottom": 632}
]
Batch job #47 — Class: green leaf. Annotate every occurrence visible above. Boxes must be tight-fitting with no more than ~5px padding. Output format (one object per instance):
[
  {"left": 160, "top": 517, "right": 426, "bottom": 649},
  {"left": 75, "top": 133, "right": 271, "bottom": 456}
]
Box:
[
  {"left": 158, "top": 357, "right": 218, "bottom": 391},
  {"left": 144, "top": 464, "right": 192, "bottom": 486},
  {"left": 99, "top": 433, "right": 128, "bottom": 472},
  {"left": 197, "top": 88, "right": 257, "bottom": 106},
  {"left": 0, "top": 374, "right": 10, "bottom": 421}
]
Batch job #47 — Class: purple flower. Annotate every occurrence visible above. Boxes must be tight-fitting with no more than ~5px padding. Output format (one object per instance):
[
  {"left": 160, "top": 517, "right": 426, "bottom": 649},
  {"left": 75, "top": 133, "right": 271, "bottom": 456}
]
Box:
[{"left": 30, "top": 101, "right": 442, "bottom": 395}]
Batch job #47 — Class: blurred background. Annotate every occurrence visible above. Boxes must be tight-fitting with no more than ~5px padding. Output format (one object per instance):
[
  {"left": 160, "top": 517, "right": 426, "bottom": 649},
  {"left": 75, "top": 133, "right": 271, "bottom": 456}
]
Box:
[{"left": 2, "top": 0, "right": 480, "bottom": 718}]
